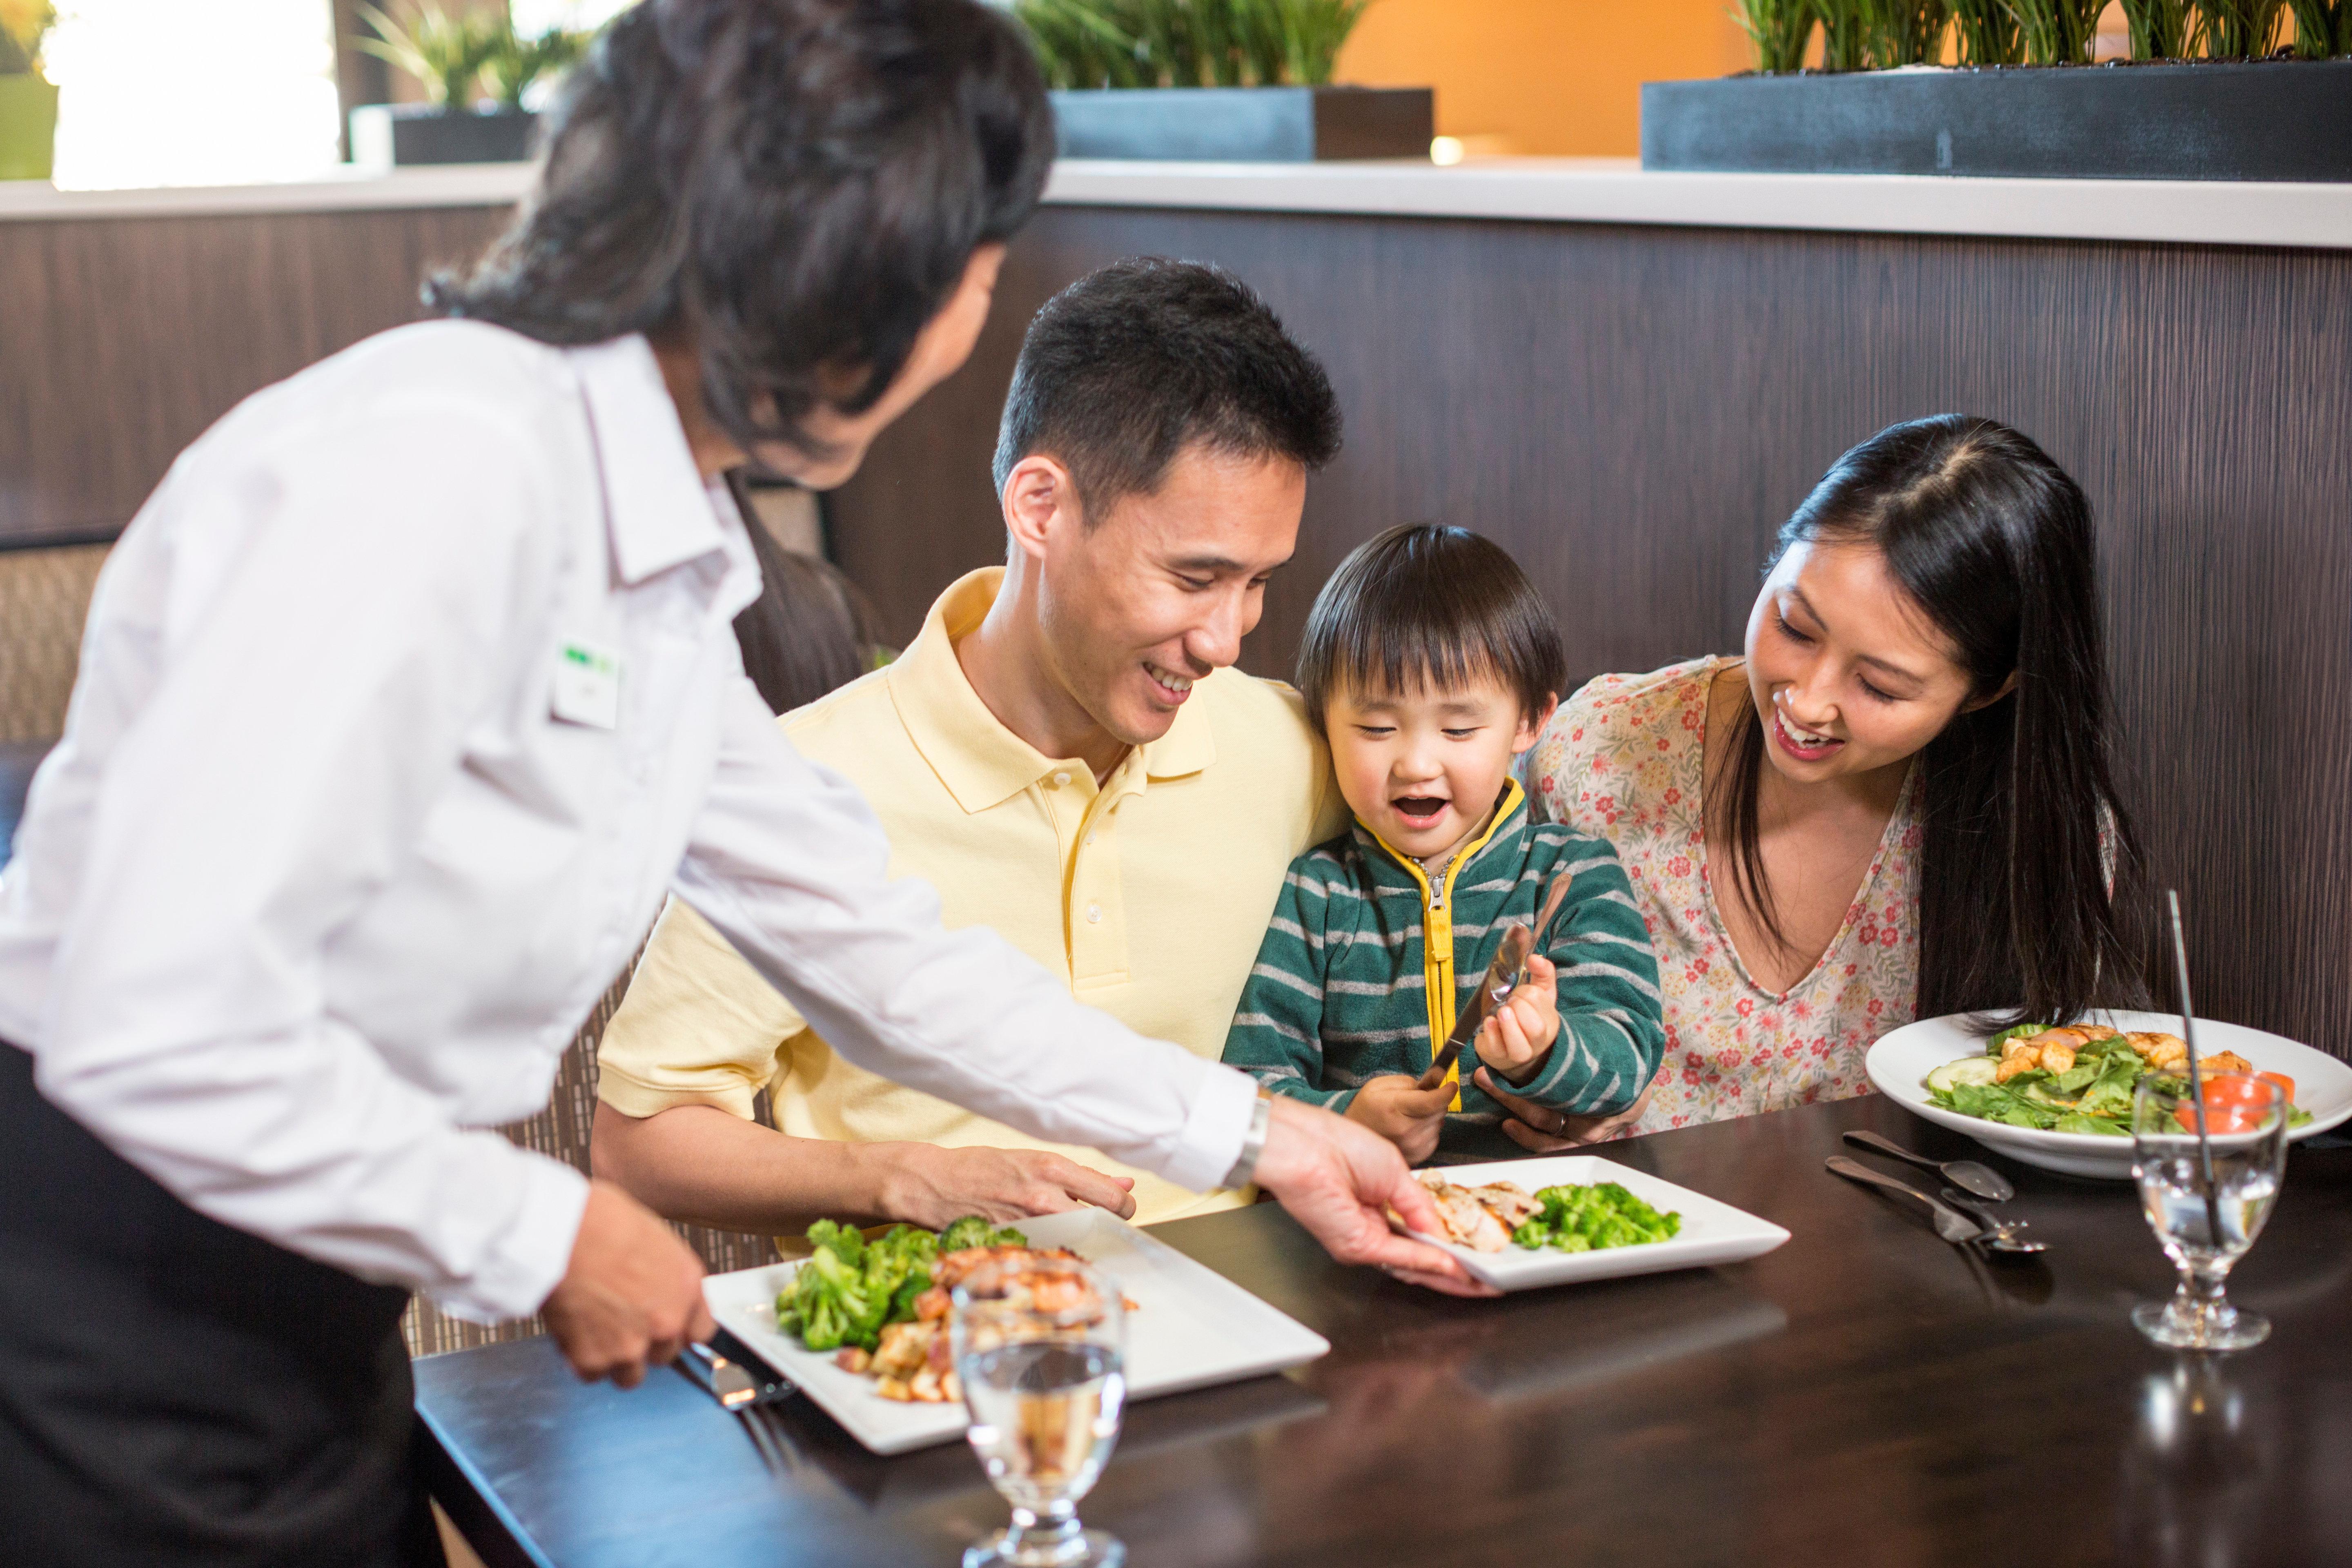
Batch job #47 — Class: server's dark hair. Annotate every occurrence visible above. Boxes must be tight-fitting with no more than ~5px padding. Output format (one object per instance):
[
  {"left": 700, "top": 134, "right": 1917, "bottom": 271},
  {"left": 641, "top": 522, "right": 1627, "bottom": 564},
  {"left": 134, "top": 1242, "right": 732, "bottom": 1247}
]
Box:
[
  {"left": 1294, "top": 523, "right": 1566, "bottom": 733},
  {"left": 726, "top": 479, "right": 888, "bottom": 715},
  {"left": 428, "top": 0, "right": 1054, "bottom": 460},
  {"left": 1715, "top": 414, "right": 2147, "bottom": 1028},
  {"left": 991, "top": 258, "right": 1341, "bottom": 519}
]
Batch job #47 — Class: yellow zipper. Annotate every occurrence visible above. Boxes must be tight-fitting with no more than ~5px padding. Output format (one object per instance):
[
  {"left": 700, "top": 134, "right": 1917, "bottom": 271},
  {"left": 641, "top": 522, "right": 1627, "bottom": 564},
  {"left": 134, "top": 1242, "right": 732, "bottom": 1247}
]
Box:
[{"left": 1365, "top": 780, "right": 1522, "bottom": 1112}]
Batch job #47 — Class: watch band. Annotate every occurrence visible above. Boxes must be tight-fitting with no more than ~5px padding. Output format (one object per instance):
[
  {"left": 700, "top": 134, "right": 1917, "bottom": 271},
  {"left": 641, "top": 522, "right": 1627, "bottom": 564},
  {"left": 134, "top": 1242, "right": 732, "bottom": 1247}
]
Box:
[{"left": 1221, "top": 1089, "right": 1274, "bottom": 1190}]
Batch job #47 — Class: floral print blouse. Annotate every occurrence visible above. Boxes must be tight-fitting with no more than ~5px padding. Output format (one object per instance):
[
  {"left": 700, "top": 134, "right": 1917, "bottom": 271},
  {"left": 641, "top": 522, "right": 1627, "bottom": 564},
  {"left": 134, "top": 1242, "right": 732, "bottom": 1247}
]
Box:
[{"left": 1525, "top": 657, "right": 1921, "bottom": 1135}]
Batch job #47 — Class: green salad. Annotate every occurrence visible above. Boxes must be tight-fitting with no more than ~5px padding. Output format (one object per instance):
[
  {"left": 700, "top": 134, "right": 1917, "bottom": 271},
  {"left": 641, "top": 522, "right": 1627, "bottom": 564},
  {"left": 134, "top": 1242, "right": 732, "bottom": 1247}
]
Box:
[
  {"left": 1511, "top": 1182, "right": 1682, "bottom": 1253},
  {"left": 1924, "top": 1022, "right": 2309, "bottom": 1137},
  {"left": 774, "top": 1215, "right": 1025, "bottom": 1352}
]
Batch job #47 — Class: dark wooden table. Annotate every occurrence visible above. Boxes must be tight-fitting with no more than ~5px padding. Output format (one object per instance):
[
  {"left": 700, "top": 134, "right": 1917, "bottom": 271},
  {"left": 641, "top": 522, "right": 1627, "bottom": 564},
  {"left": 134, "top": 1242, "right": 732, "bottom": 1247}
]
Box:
[{"left": 416, "top": 1095, "right": 2352, "bottom": 1567}]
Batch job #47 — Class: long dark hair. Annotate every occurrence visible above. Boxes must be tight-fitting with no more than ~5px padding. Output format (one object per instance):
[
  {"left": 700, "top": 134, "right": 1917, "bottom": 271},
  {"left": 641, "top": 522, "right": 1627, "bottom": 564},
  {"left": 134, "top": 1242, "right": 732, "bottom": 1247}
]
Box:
[
  {"left": 427, "top": 0, "right": 1054, "bottom": 459},
  {"left": 726, "top": 477, "right": 887, "bottom": 715},
  {"left": 1714, "top": 415, "right": 2147, "bottom": 1026}
]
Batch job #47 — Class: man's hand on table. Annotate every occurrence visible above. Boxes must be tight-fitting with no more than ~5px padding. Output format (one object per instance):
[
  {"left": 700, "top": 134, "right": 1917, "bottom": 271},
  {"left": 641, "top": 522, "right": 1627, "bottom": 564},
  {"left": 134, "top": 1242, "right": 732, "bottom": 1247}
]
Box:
[
  {"left": 1253, "top": 1095, "right": 1499, "bottom": 1297},
  {"left": 542, "top": 1178, "right": 715, "bottom": 1388},
  {"left": 1475, "top": 1068, "right": 1651, "bottom": 1151},
  {"left": 878, "top": 1144, "right": 1138, "bottom": 1228}
]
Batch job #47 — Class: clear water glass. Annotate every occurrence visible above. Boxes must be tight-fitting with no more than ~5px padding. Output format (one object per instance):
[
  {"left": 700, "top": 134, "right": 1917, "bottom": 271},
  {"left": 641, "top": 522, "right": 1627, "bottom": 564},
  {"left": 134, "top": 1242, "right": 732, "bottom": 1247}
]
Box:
[
  {"left": 2131, "top": 1072, "right": 2287, "bottom": 1351},
  {"left": 952, "top": 1255, "right": 1127, "bottom": 1568}
]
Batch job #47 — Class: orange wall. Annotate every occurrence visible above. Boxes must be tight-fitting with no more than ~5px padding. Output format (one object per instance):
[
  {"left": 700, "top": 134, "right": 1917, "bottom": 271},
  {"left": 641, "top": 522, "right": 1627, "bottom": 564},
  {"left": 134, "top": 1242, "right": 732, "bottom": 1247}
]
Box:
[{"left": 1334, "top": 0, "right": 1759, "bottom": 156}]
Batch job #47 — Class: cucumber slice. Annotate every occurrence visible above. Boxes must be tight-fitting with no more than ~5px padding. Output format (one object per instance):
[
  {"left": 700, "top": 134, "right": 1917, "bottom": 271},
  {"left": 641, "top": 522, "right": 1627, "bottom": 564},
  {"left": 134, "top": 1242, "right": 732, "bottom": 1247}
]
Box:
[
  {"left": 1985, "top": 1021, "right": 2049, "bottom": 1058},
  {"left": 1926, "top": 1057, "right": 2000, "bottom": 1092}
]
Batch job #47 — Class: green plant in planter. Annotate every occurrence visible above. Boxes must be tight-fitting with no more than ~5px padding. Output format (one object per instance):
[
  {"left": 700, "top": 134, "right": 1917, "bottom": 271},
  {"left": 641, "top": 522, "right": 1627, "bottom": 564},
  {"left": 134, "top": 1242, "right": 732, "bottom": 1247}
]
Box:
[
  {"left": 1815, "top": 0, "right": 1870, "bottom": 69},
  {"left": 1014, "top": 0, "right": 1376, "bottom": 90},
  {"left": 1736, "top": 0, "right": 1815, "bottom": 72},
  {"left": 0, "top": 0, "right": 56, "bottom": 181},
  {"left": 2003, "top": 0, "right": 2102, "bottom": 61},
  {"left": 2116, "top": 0, "right": 2197, "bottom": 55},
  {"left": 357, "top": 2, "right": 506, "bottom": 108},
  {"left": 1865, "top": 0, "right": 1952, "bottom": 64},
  {"left": 2289, "top": 0, "right": 2350, "bottom": 54},
  {"left": 0, "top": 0, "right": 52, "bottom": 75},
  {"left": 1948, "top": 0, "right": 2025, "bottom": 60},
  {"left": 2201, "top": 0, "right": 2287, "bottom": 55},
  {"left": 481, "top": 18, "right": 587, "bottom": 109}
]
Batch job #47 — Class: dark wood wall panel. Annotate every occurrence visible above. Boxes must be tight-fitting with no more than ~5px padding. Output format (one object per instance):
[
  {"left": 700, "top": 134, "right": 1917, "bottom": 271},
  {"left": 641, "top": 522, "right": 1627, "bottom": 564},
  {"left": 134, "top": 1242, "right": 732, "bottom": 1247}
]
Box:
[
  {"left": 829, "top": 207, "right": 2352, "bottom": 1057},
  {"left": 0, "top": 205, "right": 512, "bottom": 546}
]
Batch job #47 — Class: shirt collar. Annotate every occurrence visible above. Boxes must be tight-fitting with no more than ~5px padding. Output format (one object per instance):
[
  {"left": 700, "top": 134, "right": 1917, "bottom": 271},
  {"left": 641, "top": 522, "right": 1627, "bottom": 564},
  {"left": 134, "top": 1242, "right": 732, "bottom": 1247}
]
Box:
[
  {"left": 1355, "top": 778, "right": 1528, "bottom": 888},
  {"left": 568, "top": 334, "right": 729, "bottom": 586},
  {"left": 886, "top": 568, "right": 1220, "bottom": 815}
]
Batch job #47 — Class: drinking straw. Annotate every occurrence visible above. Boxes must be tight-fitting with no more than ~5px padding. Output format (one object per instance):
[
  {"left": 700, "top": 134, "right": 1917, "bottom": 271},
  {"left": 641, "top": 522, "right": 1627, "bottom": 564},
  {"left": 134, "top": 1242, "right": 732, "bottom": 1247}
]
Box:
[{"left": 2164, "top": 889, "right": 2224, "bottom": 1254}]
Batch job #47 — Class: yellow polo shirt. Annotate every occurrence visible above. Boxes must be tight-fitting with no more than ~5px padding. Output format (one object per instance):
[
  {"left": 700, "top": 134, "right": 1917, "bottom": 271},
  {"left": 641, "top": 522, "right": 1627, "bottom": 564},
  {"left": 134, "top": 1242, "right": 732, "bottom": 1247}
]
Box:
[{"left": 597, "top": 567, "right": 1345, "bottom": 1227}]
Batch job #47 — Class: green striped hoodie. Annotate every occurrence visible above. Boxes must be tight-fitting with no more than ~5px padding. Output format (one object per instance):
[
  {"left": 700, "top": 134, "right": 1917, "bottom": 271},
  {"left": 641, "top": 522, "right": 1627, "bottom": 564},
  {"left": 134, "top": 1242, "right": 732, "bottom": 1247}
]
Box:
[{"left": 1222, "top": 780, "right": 1665, "bottom": 1162}]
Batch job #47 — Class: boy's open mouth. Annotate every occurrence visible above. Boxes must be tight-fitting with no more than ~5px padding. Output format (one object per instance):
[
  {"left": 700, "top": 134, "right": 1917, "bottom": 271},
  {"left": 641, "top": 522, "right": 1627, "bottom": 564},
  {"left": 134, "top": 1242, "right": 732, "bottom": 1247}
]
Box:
[{"left": 1391, "top": 796, "right": 1450, "bottom": 827}]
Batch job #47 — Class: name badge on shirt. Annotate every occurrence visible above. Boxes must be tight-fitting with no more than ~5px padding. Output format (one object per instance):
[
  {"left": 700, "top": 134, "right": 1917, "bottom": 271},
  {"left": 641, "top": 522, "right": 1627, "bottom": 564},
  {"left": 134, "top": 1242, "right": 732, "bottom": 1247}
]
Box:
[{"left": 551, "top": 638, "right": 623, "bottom": 729}]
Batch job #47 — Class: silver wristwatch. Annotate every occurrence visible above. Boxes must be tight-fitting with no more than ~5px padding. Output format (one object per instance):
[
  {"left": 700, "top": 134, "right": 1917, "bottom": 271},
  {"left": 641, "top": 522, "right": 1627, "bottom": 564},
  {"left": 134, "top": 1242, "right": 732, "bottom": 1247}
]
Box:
[{"left": 1221, "top": 1089, "right": 1274, "bottom": 1189}]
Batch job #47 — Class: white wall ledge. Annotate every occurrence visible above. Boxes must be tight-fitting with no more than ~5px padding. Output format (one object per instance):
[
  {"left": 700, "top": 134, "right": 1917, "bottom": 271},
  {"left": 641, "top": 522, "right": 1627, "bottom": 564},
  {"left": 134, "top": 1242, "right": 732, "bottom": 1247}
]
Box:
[
  {"left": 0, "top": 163, "right": 536, "bottom": 221},
  {"left": 1042, "top": 158, "right": 2352, "bottom": 251},
  {"left": 3, "top": 156, "right": 2348, "bottom": 251}
]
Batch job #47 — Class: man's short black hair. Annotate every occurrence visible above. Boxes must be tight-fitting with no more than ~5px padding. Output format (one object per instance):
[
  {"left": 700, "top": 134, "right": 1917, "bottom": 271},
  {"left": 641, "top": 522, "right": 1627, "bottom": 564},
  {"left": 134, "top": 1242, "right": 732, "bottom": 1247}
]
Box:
[
  {"left": 1295, "top": 523, "right": 1567, "bottom": 731},
  {"left": 991, "top": 258, "right": 1341, "bottom": 519}
]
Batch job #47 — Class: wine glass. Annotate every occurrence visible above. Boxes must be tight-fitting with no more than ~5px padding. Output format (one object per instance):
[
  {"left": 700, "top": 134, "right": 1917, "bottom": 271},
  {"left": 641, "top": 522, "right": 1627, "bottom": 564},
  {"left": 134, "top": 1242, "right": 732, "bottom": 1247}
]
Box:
[
  {"left": 951, "top": 1255, "right": 1127, "bottom": 1568},
  {"left": 2131, "top": 1072, "right": 2287, "bottom": 1351}
]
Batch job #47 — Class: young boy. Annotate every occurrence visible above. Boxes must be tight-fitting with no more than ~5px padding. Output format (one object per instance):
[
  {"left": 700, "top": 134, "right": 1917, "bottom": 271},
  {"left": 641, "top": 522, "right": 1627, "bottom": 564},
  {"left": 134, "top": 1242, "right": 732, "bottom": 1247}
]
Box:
[{"left": 1223, "top": 523, "right": 1666, "bottom": 1163}]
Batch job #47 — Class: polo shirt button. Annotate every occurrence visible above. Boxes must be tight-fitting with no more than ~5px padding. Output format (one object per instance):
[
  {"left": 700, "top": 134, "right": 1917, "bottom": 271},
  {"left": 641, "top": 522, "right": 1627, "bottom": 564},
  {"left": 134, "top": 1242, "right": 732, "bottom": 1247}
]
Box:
[
  {"left": 1085, "top": 833, "right": 1096, "bottom": 846},
  {"left": 1085, "top": 903, "right": 1102, "bottom": 924},
  {"left": 1052, "top": 771, "right": 1070, "bottom": 788}
]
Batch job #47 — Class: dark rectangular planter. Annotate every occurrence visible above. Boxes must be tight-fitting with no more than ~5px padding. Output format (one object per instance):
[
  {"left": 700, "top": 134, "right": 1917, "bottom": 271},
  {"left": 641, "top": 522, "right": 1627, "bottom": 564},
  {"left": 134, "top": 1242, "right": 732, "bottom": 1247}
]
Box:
[
  {"left": 348, "top": 104, "right": 539, "bottom": 168},
  {"left": 1049, "top": 85, "right": 1432, "bottom": 162},
  {"left": 1642, "top": 60, "right": 2352, "bottom": 182}
]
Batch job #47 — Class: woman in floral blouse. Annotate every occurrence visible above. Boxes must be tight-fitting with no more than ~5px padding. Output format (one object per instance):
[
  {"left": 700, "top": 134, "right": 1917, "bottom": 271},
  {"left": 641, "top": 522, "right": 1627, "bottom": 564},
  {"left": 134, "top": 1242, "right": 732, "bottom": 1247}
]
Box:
[{"left": 1490, "top": 415, "right": 2147, "bottom": 1143}]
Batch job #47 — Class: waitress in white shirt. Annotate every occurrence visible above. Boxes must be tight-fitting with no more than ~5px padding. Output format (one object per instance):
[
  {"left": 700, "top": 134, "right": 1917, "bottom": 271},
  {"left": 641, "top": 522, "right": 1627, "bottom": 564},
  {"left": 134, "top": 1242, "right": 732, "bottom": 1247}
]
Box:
[{"left": 0, "top": 4, "right": 1472, "bottom": 1563}]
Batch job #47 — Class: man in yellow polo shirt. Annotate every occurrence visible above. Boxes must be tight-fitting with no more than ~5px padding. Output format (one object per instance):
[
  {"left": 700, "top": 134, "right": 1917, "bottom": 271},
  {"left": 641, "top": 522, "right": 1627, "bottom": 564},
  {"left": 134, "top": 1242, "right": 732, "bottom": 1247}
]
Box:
[{"left": 591, "top": 258, "right": 1349, "bottom": 1235}]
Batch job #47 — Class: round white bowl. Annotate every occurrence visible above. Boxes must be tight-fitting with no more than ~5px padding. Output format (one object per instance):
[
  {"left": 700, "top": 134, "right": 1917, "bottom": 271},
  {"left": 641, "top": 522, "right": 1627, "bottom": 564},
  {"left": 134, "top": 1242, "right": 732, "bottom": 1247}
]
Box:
[{"left": 1866, "top": 1010, "right": 2352, "bottom": 1180}]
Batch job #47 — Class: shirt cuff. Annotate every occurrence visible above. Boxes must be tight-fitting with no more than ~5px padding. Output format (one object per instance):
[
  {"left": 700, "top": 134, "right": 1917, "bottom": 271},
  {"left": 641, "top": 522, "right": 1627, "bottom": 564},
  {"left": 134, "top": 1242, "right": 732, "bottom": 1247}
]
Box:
[
  {"left": 431, "top": 1151, "right": 592, "bottom": 1323},
  {"left": 1160, "top": 1062, "right": 1261, "bottom": 1194}
]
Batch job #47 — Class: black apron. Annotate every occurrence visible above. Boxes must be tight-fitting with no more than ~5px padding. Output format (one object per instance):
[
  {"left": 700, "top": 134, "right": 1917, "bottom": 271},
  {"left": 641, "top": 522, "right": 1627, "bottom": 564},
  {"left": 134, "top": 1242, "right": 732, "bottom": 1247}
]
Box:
[{"left": 0, "top": 1042, "right": 444, "bottom": 1568}]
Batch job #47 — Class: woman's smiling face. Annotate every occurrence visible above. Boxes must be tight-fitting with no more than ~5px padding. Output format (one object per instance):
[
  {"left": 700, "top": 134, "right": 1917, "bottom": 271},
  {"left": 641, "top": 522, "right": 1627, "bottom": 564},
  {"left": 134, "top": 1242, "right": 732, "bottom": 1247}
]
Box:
[{"left": 1743, "top": 539, "right": 1991, "bottom": 782}]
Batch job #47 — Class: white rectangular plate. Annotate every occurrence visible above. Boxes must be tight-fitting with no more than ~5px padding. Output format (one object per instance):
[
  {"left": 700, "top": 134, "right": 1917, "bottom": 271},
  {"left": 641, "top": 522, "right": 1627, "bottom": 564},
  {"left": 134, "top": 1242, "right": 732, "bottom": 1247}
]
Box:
[
  {"left": 1411, "top": 1156, "right": 1791, "bottom": 1290},
  {"left": 703, "top": 1207, "right": 1330, "bottom": 1455}
]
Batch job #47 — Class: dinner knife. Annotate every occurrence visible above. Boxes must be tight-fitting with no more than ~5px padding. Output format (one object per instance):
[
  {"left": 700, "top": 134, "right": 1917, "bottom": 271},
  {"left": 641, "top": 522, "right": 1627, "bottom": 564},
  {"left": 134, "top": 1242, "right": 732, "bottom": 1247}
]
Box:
[
  {"left": 677, "top": 1331, "right": 795, "bottom": 1410},
  {"left": 1417, "top": 923, "right": 1535, "bottom": 1091}
]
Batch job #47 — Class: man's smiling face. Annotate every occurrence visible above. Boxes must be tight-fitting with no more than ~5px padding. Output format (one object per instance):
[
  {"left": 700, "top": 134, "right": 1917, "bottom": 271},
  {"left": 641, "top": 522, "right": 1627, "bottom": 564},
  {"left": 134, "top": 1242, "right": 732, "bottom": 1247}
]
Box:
[{"left": 1033, "top": 442, "right": 1305, "bottom": 747}]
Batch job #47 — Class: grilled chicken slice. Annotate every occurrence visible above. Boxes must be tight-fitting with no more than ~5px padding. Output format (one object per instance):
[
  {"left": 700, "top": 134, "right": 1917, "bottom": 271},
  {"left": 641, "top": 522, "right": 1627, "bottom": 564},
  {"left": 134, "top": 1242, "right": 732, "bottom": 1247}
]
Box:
[
  {"left": 1415, "top": 1172, "right": 1513, "bottom": 1252},
  {"left": 1464, "top": 1182, "right": 1540, "bottom": 1231}
]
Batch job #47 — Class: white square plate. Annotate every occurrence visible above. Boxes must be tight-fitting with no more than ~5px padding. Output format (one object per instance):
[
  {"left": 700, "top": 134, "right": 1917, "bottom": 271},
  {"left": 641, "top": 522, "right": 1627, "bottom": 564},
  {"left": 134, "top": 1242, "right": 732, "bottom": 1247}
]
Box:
[
  {"left": 703, "top": 1207, "right": 1330, "bottom": 1454},
  {"left": 1408, "top": 1156, "right": 1791, "bottom": 1290}
]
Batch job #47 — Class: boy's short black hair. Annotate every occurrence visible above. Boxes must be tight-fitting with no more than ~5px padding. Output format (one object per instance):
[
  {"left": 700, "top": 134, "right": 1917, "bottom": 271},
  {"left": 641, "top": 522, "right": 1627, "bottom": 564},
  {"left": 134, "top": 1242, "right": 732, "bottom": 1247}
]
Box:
[
  {"left": 991, "top": 257, "right": 1341, "bottom": 520},
  {"left": 1295, "top": 523, "right": 1567, "bottom": 731}
]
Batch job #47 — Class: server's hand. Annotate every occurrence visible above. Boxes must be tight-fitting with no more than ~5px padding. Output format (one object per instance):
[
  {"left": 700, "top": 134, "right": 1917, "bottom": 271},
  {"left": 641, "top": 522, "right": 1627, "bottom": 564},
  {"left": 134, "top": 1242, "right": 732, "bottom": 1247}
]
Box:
[
  {"left": 542, "top": 1179, "right": 715, "bottom": 1387},
  {"left": 1252, "top": 1096, "right": 1498, "bottom": 1297}
]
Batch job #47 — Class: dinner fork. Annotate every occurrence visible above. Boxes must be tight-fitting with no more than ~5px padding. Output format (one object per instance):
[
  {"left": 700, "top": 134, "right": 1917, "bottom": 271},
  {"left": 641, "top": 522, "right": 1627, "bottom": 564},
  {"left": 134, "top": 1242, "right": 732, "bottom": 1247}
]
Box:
[{"left": 1825, "top": 1156, "right": 1986, "bottom": 1247}]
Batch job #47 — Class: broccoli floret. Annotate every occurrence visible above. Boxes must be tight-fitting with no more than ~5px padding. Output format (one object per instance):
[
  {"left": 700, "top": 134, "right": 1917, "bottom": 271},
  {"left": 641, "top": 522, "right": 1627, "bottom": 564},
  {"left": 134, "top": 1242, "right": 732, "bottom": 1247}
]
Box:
[
  {"left": 938, "top": 1215, "right": 995, "bottom": 1254},
  {"left": 794, "top": 1246, "right": 877, "bottom": 1352},
  {"left": 806, "top": 1218, "right": 864, "bottom": 1267},
  {"left": 989, "top": 1224, "right": 1028, "bottom": 1247}
]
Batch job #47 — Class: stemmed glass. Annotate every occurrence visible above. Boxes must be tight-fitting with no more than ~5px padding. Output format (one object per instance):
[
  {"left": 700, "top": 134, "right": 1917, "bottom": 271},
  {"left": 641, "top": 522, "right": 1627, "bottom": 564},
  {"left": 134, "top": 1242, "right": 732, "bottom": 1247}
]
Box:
[
  {"left": 2131, "top": 1072, "right": 2287, "bottom": 1351},
  {"left": 951, "top": 1255, "right": 1128, "bottom": 1568}
]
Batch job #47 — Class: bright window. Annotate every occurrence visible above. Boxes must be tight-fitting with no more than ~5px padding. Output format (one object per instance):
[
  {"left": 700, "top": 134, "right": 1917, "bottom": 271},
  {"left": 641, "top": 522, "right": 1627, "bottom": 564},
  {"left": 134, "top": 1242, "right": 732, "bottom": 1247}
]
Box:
[{"left": 45, "top": 0, "right": 343, "bottom": 191}]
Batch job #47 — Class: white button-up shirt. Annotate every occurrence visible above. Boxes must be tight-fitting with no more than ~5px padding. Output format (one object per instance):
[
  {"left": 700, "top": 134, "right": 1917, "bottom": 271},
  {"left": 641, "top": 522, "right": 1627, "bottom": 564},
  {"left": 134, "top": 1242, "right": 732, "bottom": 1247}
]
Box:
[{"left": 0, "top": 323, "right": 1255, "bottom": 1320}]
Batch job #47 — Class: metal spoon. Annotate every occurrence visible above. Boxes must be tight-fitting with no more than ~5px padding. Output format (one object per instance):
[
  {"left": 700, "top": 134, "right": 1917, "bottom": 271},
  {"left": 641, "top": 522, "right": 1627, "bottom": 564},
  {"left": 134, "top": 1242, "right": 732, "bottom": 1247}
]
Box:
[
  {"left": 1843, "top": 1129, "right": 2016, "bottom": 1202},
  {"left": 1940, "top": 1187, "right": 2047, "bottom": 1254}
]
